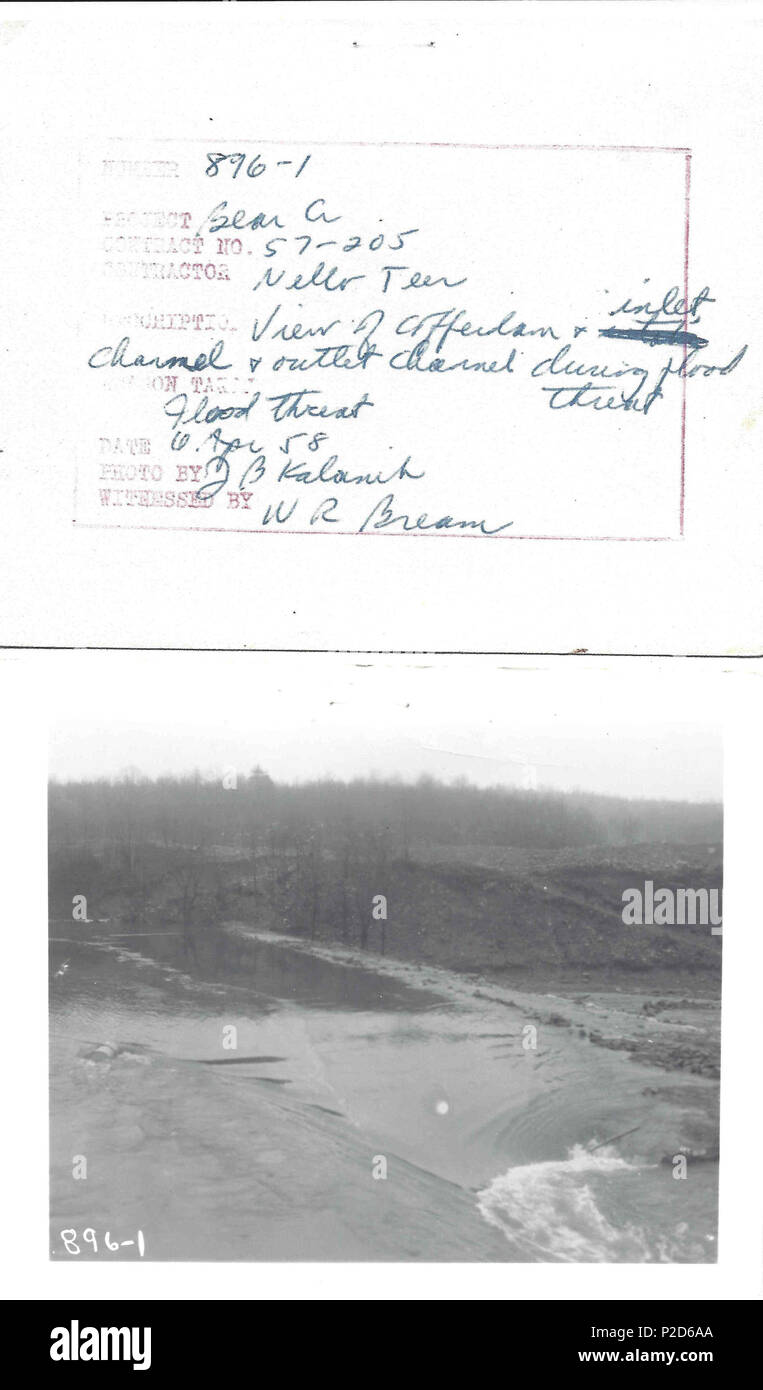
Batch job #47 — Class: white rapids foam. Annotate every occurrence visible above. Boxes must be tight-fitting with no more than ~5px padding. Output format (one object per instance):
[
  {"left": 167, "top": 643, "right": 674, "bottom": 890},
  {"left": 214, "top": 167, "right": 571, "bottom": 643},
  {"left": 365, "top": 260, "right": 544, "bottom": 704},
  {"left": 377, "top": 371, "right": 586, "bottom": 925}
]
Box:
[{"left": 476, "top": 1144, "right": 674, "bottom": 1262}]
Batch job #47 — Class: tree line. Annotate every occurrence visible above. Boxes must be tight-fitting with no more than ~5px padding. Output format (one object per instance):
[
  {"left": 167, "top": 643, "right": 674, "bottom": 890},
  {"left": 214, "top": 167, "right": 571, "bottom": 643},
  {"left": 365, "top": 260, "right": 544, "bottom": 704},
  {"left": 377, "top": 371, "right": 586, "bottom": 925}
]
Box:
[
  {"left": 48, "top": 771, "right": 722, "bottom": 957},
  {"left": 49, "top": 768, "right": 722, "bottom": 860}
]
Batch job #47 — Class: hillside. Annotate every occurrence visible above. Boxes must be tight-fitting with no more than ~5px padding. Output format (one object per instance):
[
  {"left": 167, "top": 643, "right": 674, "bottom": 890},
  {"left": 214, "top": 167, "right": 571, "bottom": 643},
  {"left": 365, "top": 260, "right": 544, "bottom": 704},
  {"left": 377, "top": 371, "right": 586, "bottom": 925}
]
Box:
[{"left": 49, "top": 837, "right": 722, "bottom": 994}]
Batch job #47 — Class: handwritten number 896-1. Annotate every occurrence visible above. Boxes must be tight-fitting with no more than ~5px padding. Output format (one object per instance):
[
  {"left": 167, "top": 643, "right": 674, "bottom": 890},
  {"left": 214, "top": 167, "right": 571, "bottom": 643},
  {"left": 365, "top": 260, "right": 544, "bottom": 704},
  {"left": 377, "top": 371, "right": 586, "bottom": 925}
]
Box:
[
  {"left": 205, "top": 153, "right": 311, "bottom": 180},
  {"left": 59, "top": 1227, "right": 146, "bottom": 1256}
]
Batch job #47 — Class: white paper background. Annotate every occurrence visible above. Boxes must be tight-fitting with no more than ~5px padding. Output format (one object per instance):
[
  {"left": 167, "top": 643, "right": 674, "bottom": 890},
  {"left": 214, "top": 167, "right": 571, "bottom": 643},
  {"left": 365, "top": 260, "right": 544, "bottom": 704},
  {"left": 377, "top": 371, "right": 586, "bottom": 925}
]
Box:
[{"left": 0, "top": 1, "right": 761, "bottom": 652}]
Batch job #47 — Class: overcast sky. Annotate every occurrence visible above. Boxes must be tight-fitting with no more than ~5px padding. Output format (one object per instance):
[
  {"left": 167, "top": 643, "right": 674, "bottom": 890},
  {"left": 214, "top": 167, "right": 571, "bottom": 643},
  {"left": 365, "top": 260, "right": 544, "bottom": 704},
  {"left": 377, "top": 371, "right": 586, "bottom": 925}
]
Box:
[{"left": 46, "top": 655, "right": 723, "bottom": 802}]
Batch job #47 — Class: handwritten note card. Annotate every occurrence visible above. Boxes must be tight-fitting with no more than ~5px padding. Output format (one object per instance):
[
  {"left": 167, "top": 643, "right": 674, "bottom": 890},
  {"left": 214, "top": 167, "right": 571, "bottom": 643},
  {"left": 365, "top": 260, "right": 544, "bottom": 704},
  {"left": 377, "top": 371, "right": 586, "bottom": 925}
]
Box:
[{"left": 77, "top": 140, "right": 742, "bottom": 542}]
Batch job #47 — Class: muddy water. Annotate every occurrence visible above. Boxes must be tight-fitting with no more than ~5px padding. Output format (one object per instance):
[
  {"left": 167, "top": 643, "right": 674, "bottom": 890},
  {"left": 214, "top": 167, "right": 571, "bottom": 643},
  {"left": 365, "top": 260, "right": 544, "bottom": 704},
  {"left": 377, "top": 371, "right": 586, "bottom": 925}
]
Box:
[{"left": 49, "top": 933, "right": 718, "bottom": 1262}]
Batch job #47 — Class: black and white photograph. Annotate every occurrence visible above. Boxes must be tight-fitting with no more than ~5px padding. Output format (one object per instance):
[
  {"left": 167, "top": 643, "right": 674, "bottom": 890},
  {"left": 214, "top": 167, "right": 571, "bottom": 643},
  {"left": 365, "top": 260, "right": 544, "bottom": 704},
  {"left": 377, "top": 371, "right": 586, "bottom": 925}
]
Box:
[
  {"left": 48, "top": 657, "right": 723, "bottom": 1263},
  {"left": 2, "top": 0, "right": 763, "bottom": 1353}
]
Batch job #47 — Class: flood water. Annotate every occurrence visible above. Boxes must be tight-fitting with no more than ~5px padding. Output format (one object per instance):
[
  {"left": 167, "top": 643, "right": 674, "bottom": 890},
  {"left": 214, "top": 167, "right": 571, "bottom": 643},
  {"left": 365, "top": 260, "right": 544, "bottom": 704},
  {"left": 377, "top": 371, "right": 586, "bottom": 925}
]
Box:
[{"left": 49, "top": 932, "right": 719, "bottom": 1262}]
